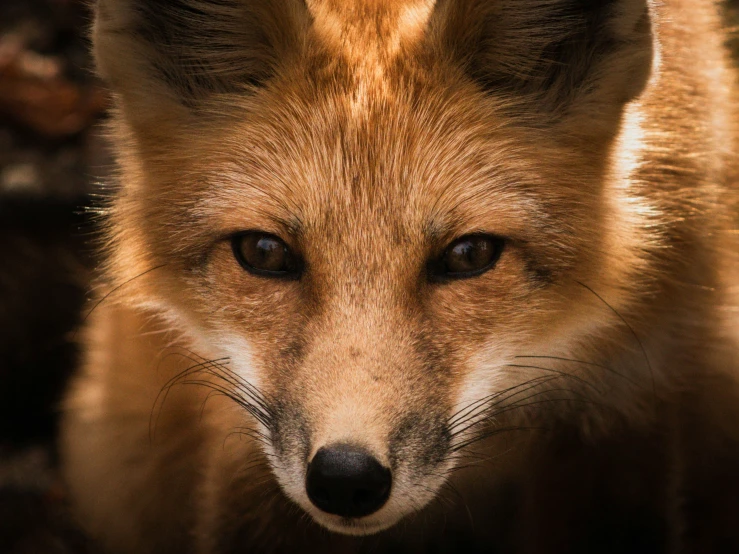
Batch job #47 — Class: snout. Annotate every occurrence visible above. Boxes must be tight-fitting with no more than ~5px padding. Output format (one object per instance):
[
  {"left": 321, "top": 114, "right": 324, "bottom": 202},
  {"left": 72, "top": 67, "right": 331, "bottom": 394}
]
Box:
[
  {"left": 306, "top": 444, "right": 391, "bottom": 518},
  {"left": 264, "top": 342, "right": 454, "bottom": 536},
  {"left": 268, "top": 417, "right": 452, "bottom": 536}
]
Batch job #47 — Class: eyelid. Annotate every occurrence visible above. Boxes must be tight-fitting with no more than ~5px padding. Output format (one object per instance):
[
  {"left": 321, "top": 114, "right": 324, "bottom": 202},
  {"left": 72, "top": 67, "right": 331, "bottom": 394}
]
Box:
[{"left": 226, "top": 228, "right": 294, "bottom": 245}]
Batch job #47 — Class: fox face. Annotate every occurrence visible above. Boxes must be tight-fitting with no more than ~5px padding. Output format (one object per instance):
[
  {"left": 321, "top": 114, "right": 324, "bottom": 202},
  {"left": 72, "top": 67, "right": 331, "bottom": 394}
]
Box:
[{"left": 95, "top": 0, "right": 657, "bottom": 536}]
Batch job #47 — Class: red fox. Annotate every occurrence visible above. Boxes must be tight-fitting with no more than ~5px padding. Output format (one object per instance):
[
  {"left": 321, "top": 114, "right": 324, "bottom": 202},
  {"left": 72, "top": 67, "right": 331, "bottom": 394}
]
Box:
[{"left": 61, "top": 0, "right": 739, "bottom": 552}]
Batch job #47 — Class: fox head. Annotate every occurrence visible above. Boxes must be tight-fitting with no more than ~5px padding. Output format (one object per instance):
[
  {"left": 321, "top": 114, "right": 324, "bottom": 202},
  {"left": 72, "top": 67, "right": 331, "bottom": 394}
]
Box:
[{"left": 94, "top": 0, "right": 657, "bottom": 535}]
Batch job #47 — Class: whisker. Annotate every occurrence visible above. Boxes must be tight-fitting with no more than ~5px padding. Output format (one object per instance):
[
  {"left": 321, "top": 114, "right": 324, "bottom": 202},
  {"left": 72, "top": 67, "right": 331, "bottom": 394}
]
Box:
[
  {"left": 200, "top": 389, "right": 223, "bottom": 422},
  {"left": 165, "top": 351, "right": 273, "bottom": 417},
  {"left": 76, "top": 263, "right": 170, "bottom": 336},
  {"left": 448, "top": 375, "right": 557, "bottom": 429},
  {"left": 449, "top": 376, "right": 561, "bottom": 435},
  {"left": 450, "top": 425, "right": 548, "bottom": 453},
  {"left": 149, "top": 357, "right": 232, "bottom": 442},
  {"left": 450, "top": 385, "right": 575, "bottom": 439},
  {"left": 514, "top": 355, "right": 640, "bottom": 388},
  {"left": 450, "top": 386, "right": 608, "bottom": 451},
  {"left": 151, "top": 351, "right": 275, "bottom": 438},
  {"left": 230, "top": 425, "right": 272, "bottom": 443},
  {"left": 486, "top": 396, "right": 606, "bottom": 422},
  {"left": 575, "top": 280, "right": 656, "bottom": 400},
  {"left": 504, "top": 363, "right": 602, "bottom": 393},
  {"left": 178, "top": 378, "right": 272, "bottom": 429}
]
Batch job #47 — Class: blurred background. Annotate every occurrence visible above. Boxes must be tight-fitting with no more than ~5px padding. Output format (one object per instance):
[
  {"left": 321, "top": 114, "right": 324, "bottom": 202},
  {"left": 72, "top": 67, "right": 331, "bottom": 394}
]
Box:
[
  {"left": 0, "top": 1, "right": 737, "bottom": 552},
  {"left": 1, "top": 1, "right": 106, "bottom": 551}
]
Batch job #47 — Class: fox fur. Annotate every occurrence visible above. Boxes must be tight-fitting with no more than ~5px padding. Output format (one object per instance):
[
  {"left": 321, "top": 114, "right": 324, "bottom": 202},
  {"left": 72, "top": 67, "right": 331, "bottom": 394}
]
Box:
[{"left": 61, "top": 0, "right": 739, "bottom": 552}]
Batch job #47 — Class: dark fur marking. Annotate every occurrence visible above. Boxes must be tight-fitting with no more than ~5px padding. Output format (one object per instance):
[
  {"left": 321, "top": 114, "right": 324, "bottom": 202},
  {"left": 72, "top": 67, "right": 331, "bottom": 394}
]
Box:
[
  {"left": 523, "top": 255, "right": 555, "bottom": 287},
  {"left": 466, "top": 0, "right": 641, "bottom": 114},
  {"left": 389, "top": 412, "right": 451, "bottom": 472},
  {"left": 270, "top": 397, "right": 311, "bottom": 460},
  {"left": 280, "top": 337, "right": 306, "bottom": 365},
  {"left": 128, "top": 0, "right": 276, "bottom": 103}
]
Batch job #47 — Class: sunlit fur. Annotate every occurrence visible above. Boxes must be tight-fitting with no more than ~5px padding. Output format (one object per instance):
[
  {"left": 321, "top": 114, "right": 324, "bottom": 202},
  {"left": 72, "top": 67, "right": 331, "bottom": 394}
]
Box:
[{"left": 62, "top": 0, "right": 739, "bottom": 552}]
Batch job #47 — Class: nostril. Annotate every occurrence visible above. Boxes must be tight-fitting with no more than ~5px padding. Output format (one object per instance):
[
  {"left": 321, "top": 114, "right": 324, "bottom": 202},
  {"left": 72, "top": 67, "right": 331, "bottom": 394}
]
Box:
[{"left": 306, "top": 444, "right": 391, "bottom": 518}]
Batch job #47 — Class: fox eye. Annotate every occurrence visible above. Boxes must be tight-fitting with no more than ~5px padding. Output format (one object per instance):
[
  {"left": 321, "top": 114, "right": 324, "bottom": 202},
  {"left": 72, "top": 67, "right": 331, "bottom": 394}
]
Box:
[
  {"left": 429, "top": 234, "right": 504, "bottom": 280},
  {"left": 231, "top": 232, "right": 301, "bottom": 278}
]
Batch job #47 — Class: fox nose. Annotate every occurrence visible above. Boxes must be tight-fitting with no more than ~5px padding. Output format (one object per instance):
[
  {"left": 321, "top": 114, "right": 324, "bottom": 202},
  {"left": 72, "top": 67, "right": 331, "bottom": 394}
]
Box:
[{"left": 305, "top": 444, "right": 391, "bottom": 518}]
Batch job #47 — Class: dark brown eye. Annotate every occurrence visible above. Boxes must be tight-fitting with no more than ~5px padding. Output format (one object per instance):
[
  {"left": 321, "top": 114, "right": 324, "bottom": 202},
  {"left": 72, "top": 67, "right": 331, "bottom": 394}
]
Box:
[
  {"left": 231, "top": 232, "right": 301, "bottom": 278},
  {"left": 429, "top": 234, "right": 504, "bottom": 281}
]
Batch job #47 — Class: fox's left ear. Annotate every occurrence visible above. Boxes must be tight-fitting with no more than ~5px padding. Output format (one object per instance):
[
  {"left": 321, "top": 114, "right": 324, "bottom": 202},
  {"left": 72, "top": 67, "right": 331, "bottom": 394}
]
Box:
[{"left": 434, "top": 0, "right": 654, "bottom": 137}]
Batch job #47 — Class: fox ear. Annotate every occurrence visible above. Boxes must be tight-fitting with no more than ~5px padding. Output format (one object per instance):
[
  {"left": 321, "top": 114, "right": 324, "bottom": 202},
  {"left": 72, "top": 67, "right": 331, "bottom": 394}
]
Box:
[
  {"left": 93, "top": 0, "right": 310, "bottom": 121},
  {"left": 435, "top": 0, "right": 653, "bottom": 133}
]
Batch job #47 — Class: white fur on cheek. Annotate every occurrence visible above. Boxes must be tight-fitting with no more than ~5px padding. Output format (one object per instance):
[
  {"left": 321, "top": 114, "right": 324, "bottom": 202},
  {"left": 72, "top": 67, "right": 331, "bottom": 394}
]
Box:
[
  {"left": 450, "top": 344, "right": 515, "bottom": 453},
  {"left": 212, "top": 333, "right": 263, "bottom": 394}
]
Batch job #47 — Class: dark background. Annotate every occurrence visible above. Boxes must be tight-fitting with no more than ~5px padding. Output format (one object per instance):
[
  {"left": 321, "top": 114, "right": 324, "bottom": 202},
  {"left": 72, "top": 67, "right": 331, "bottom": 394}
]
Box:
[{"left": 0, "top": 1, "right": 738, "bottom": 552}]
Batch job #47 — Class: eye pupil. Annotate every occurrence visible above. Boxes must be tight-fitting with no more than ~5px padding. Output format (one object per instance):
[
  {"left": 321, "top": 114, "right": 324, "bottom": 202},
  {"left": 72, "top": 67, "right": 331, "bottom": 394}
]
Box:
[
  {"left": 232, "top": 232, "right": 300, "bottom": 278},
  {"left": 451, "top": 239, "right": 487, "bottom": 270},
  {"left": 254, "top": 237, "right": 284, "bottom": 269}
]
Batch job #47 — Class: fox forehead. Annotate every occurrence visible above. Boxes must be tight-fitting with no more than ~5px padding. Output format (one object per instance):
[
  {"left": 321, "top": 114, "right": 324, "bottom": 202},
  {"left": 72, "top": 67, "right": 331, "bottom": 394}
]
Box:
[
  {"left": 124, "top": 0, "right": 608, "bottom": 253},
  {"left": 132, "top": 79, "right": 595, "bottom": 299},
  {"left": 174, "top": 86, "right": 589, "bottom": 248}
]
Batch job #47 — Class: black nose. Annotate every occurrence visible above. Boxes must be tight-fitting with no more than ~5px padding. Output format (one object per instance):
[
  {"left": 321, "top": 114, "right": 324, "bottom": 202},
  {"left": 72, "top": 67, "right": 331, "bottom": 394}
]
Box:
[{"left": 305, "top": 444, "right": 391, "bottom": 518}]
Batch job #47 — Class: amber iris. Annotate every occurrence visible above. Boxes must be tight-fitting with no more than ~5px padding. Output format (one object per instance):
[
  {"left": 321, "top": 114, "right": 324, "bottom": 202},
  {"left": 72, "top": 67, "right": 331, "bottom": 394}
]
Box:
[
  {"left": 430, "top": 234, "right": 504, "bottom": 280},
  {"left": 231, "top": 232, "right": 301, "bottom": 278}
]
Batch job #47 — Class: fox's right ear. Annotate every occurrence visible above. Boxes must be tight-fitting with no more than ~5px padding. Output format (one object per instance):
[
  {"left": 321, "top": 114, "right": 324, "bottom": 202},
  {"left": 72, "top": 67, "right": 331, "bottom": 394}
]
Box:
[
  {"left": 93, "top": 0, "right": 310, "bottom": 124},
  {"left": 432, "top": 0, "right": 654, "bottom": 140}
]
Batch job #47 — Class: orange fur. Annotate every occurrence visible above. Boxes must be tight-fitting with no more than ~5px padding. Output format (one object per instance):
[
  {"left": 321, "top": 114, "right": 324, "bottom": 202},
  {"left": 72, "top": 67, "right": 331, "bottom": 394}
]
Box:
[{"left": 62, "top": 0, "right": 739, "bottom": 552}]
